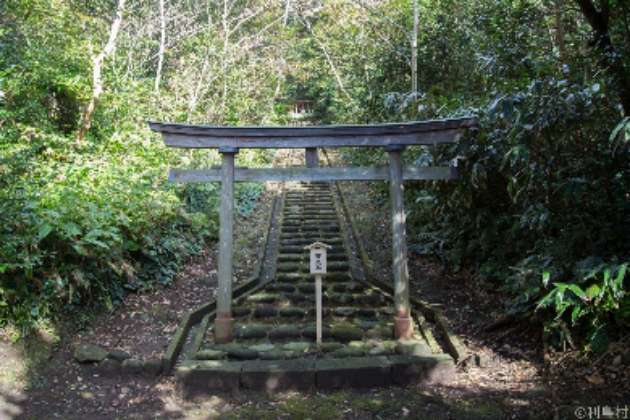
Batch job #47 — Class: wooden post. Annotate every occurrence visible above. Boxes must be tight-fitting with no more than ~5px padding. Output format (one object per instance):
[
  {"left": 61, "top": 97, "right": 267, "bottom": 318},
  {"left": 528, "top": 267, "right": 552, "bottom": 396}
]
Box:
[
  {"left": 386, "top": 145, "right": 413, "bottom": 339},
  {"left": 305, "top": 147, "right": 319, "bottom": 168},
  {"left": 315, "top": 274, "right": 322, "bottom": 345},
  {"left": 214, "top": 146, "right": 238, "bottom": 343}
]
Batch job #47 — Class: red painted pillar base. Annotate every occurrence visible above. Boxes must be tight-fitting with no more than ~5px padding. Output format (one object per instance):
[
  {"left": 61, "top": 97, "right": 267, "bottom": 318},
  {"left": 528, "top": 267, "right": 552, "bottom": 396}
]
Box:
[
  {"left": 394, "top": 315, "right": 414, "bottom": 340},
  {"left": 214, "top": 313, "right": 234, "bottom": 344}
]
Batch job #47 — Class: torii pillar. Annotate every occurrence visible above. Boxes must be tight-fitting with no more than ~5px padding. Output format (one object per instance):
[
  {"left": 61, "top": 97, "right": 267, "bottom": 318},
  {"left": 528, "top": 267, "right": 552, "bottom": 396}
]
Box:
[
  {"left": 387, "top": 145, "right": 413, "bottom": 339},
  {"left": 214, "top": 146, "right": 238, "bottom": 343}
]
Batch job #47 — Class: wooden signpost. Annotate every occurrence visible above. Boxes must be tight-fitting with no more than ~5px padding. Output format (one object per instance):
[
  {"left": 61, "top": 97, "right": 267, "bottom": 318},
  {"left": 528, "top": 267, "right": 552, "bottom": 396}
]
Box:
[
  {"left": 305, "top": 242, "right": 332, "bottom": 346},
  {"left": 150, "top": 118, "right": 478, "bottom": 343}
]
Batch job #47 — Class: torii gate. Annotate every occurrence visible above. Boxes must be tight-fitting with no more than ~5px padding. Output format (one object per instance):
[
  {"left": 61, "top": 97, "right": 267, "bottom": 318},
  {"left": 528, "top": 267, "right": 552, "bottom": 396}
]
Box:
[{"left": 149, "top": 118, "right": 477, "bottom": 343}]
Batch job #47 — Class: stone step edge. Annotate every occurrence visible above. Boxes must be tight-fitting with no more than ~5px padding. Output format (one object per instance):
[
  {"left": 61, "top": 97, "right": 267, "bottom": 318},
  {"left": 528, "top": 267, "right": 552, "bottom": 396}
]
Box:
[{"left": 176, "top": 353, "right": 454, "bottom": 395}]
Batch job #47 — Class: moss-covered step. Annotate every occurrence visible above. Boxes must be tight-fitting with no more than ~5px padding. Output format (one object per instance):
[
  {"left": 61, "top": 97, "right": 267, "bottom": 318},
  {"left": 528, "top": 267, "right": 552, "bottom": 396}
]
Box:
[
  {"left": 329, "top": 323, "right": 364, "bottom": 342},
  {"left": 276, "top": 272, "right": 308, "bottom": 283},
  {"left": 179, "top": 352, "right": 455, "bottom": 393},
  {"left": 276, "top": 254, "right": 303, "bottom": 263},
  {"left": 234, "top": 323, "right": 272, "bottom": 339},
  {"left": 315, "top": 357, "right": 391, "bottom": 389},
  {"left": 265, "top": 283, "right": 296, "bottom": 293},
  {"left": 176, "top": 360, "right": 242, "bottom": 396},
  {"left": 268, "top": 324, "right": 303, "bottom": 340},
  {"left": 246, "top": 292, "right": 286, "bottom": 304},
  {"left": 276, "top": 262, "right": 305, "bottom": 273},
  {"left": 240, "top": 359, "right": 316, "bottom": 391}
]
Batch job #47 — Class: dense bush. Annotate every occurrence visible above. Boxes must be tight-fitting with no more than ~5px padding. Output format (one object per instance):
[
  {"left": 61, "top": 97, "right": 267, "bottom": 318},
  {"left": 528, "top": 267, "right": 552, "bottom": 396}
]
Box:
[
  {"left": 0, "top": 124, "right": 271, "bottom": 333},
  {"left": 330, "top": 0, "right": 630, "bottom": 352},
  {"left": 345, "top": 77, "right": 629, "bottom": 352},
  {"left": 0, "top": 126, "right": 204, "bottom": 332},
  {"left": 0, "top": 0, "right": 278, "bottom": 334},
  {"left": 426, "top": 79, "right": 628, "bottom": 351}
]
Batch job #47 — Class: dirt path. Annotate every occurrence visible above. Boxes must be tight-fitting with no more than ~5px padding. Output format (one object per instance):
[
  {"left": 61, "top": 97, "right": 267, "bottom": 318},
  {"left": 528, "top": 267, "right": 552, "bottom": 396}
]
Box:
[{"left": 1, "top": 175, "right": 628, "bottom": 419}]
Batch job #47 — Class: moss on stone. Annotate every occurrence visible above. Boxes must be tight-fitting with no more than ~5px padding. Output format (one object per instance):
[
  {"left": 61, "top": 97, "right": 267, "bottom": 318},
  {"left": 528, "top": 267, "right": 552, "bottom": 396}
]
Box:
[
  {"left": 210, "top": 343, "right": 241, "bottom": 352},
  {"left": 258, "top": 350, "right": 286, "bottom": 360},
  {"left": 348, "top": 340, "right": 370, "bottom": 349},
  {"left": 277, "top": 244, "right": 303, "bottom": 253},
  {"left": 330, "top": 324, "right": 364, "bottom": 342},
  {"left": 333, "top": 307, "right": 356, "bottom": 317},
  {"left": 367, "top": 346, "right": 391, "bottom": 356},
  {"left": 235, "top": 323, "right": 270, "bottom": 339},
  {"left": 318, "top": 342, "right": 343, "bottom": 352},
  {"left": 379, "top": 307, "right": 394, "bottom": 316},
  {"left": 357, "top": 308, "right": 377, "bottom": 318},
  {"left": 227, "top": 348, "right": 259, "bottom": 360},
  {"left": 297, "top": 283, "right": 315, "bottom": 294},
  {"left": 330, "top": 346, "right": 365, "bottom": 358},
  {"left": 195, "top": 350, "right": 227, "bottom": 360},
  {"left": 366, "top": 326, "right": 393, "bottom": 340},
  {"left": 327, "top": 261, "right": 348, "bottom": 271},
  {"left": 285, "top": 292, "right": 308, "bottom": 303},
  {"left": 249, "top": 343, "right": 275, "bottom": 353},
  {"left": 279, "top": 307, "right": 307, "bottom": 318},
  {"left": 325, "top": 272, "right": 351, "bottom": 282},
  {"left": 281, "top": 351, "right": 298, "bottom": 359},
  {"left": 247, "top": 293, "right": 280, "bottom": 304},
  {"left": 358, "top": 292, "right": 384, "bottom": 305},
  {"left": 326, "top": 293, "right": 353, "bottom": 305},
  {"left": 277, "top": 273, "right": 306, "bottom": 282},
  {"left": 282, "top": 342, "right": 312, "bottom": 353},
  {"left": 269, "top": 325, "right": 302, "bottom": 340},
  {"left": 253, "top": 305, "right": 278, "bottom": 318},
  {"left": 232, "top": 306, "right": 252, "bottom": 318},
  {"left": 276, "top": 262, "right": 302, "bottom": 273},
  {"left": 331, "top": 282, "right": 361, "bottom": 293},
  {"left": 303, "top": 325, "right": 330, "bottom": 339},
  {"left": 278, "top": 254, "right": 302, "bottom": 262},
  {"left": 395, "top": 340, "right": 431, "bottom": 357}
]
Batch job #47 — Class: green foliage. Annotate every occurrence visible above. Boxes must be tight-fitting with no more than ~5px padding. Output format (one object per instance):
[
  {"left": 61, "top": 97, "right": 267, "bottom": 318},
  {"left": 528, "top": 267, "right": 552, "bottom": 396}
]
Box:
[
  {"left": 1, "top": 0, "right": 629, "bottom": 354},
  {"left": 339, "top": 0, "right": 630, "bottom": 351},
  {"left": 0, "top": 127, "right": 211, "bottom": 332},
  {"left": 0, "top": 0, "right": 268, "bottom": 334},
  {"left": 392, "top": 78, "right": 629, "bottom": 351},
  {"left": 537, "top": 262, "right": 628, "bottom": 353}
]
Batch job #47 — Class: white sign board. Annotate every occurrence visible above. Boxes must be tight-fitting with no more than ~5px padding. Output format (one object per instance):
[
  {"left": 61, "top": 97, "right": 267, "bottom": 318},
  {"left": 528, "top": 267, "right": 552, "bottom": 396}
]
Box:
[
  {"left": 304, "top": 242, "right": 331, "bottom": 346},
  {"left": 309, "top": 248, "right": 327, "bottom": 274}
]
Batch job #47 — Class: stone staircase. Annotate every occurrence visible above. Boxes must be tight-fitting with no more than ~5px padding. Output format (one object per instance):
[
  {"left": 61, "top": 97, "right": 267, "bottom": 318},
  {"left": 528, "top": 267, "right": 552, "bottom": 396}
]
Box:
[{"left": 176, "top": 182, "right": 455, "bottom": 395}]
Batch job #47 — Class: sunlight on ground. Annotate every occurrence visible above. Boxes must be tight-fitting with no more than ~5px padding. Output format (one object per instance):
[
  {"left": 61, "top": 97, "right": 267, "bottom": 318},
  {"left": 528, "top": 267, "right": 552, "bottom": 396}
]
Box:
[
  {"left": 0, "top": 339, "right": 28, "bottom": 391},
  {"left": 0, "top": 325, "right": 59, "bottom": 419},
  {"left": 0, "top": 341, "right": 27, "bottom": 419},
  {"left": 0, "top": 390, "right": 24, "bottom": 419}
]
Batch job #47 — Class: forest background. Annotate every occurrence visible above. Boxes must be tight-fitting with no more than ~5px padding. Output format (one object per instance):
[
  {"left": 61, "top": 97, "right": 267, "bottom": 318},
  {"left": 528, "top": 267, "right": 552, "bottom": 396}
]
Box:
[{"left": 0, "top": 0, "right": 628, "bottom": 356}]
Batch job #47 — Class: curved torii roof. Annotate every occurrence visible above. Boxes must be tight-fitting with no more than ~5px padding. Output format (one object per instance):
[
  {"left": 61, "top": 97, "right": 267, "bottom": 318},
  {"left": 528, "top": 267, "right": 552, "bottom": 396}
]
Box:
[{"left": 148, "top": 117, "right": 477, "bottom": 149}]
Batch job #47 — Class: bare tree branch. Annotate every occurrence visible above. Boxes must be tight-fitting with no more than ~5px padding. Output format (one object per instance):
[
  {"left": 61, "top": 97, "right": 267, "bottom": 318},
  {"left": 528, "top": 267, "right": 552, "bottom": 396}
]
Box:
[
  {"left": 76, "top": 0, "right": 126, "bottom": 144},
  {"left": 154, "top": 0, "right": 167, "bottom": 95}
]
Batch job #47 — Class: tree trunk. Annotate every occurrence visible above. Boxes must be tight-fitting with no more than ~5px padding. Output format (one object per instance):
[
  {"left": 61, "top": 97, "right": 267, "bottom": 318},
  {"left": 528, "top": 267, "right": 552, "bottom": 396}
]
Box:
[
  {"left": 154, "top": 0, "right": 166, "bottom": 95},
  {"left": 221, "top": 0, "right": 230, "bottom": 115},
  {"left": 76, "top": 0, "right": 126, "bottom": 144},
  {"left": 554, "top": 0, "right": 566, "bottom": 63},
  {"left": 411, "top": 0, "right": 419, "bottom": 93},
  {"left": 302, "top": 18, "right": 352, "bottom": 101},
  {"left": 284, "top": 0, "right": 291, "bottom": 25},
  {"left": 575, "top": 0, "right": 630, "bottom": 115}
]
